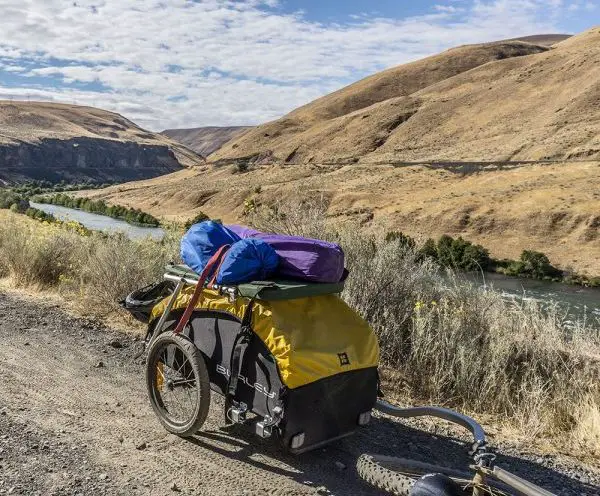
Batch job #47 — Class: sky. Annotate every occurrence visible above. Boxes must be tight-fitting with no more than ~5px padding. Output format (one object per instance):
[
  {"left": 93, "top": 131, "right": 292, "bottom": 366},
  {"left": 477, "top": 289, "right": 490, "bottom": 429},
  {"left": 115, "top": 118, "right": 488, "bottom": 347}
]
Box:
[{"left": 0, "top": 0, "right": 598, "bottom": 131}]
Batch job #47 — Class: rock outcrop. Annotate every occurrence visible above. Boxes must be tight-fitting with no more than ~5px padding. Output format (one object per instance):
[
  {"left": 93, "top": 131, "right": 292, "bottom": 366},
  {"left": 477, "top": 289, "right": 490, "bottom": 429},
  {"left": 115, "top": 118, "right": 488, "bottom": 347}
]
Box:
[{"left": 0, "top": 101, "right": 203, "bottom": 184}]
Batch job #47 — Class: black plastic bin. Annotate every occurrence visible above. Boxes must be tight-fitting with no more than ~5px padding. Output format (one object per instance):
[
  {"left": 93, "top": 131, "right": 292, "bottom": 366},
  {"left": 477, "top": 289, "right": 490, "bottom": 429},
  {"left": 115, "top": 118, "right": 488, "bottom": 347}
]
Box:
[{"left": 120, "top": 280, "right": 175, "bottom": 323}]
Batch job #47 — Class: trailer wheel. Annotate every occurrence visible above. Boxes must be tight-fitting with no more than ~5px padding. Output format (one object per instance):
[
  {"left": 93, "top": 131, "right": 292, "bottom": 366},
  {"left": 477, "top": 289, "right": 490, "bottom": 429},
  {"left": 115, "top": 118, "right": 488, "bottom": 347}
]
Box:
[{"left": 146, "top": 331, "right": 211, "bottom": 437}]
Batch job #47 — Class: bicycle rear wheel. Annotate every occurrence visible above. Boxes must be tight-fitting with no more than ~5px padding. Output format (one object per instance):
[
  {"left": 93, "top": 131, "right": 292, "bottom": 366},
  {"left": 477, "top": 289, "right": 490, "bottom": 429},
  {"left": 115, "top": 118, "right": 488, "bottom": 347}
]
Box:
[{"left": 357, "top": 454, "right": 513, "bottom": 496}]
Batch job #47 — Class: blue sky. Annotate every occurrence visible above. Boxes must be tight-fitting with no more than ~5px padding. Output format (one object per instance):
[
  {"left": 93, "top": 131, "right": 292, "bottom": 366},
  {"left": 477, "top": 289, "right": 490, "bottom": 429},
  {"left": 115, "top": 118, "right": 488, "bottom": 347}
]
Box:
[
  {"left": 279, "top": 0, "right": 596, "bottom": 32},
  {"left": 0, "top": 0, "right": 598, "bottom": 130}
]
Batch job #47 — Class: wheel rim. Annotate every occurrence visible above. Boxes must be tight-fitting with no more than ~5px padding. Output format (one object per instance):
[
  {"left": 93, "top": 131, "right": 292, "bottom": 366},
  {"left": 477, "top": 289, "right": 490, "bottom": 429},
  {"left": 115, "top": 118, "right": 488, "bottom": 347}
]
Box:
[
  {"left": 394, "top": 469, "right": 509, "bottom": 495},
  {"left": 150, "top": 341, "right": 200, "bottom": 428}
]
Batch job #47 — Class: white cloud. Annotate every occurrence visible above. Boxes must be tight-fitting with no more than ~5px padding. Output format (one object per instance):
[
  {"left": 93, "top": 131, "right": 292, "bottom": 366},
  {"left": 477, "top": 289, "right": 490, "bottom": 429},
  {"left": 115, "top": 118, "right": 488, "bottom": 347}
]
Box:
[{"left": 0, "top": 0, "right": 580, "bottom": 130}]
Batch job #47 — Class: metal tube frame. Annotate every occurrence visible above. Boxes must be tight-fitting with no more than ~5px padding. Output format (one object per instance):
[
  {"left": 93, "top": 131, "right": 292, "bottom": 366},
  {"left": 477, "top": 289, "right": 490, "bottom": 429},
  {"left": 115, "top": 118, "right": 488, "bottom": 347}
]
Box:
[
  {"left": 374, "top": 400, "right": 487, "bottom": 448},
  {"left": 489, "top": 466, "right": 555, "bottom": 496},
  {"left": 146, "top": 275, "right": 187, "bottom": 350},
  {"left": 374, "top": 399, "right": 556, "bottom": 496}
]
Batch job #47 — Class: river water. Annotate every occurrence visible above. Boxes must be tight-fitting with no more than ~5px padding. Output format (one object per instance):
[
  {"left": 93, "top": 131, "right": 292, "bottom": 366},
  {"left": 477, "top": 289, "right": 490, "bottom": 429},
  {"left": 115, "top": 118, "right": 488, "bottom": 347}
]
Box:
[
  {"left": 464, "top": 272, "right": 600, "bottom": 324},
  {"left": 30, "top": 202, "right": 600, "bottom": 322},
  {"left": 30, "top": 202, "right": 165, "bottom": 240}
]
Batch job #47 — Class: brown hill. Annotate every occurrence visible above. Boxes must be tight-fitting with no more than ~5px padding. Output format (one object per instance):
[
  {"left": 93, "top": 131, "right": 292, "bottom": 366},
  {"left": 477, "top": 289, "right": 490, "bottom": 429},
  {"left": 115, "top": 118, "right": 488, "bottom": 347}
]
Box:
[
  {"left": 212, "top": 28, "right": 600, "bottom": 164},
  {"left": 0, "top": 101, "right": 204, "bottom": 184},
  {"left": 162, "top": 126, "right": 251, "bottom": 156},
  {"left": 82, "top": 29, "right": 600, "bottom": 276},
  {"left": 510, "top": 34, "right": 571, "bottom": 46},
  {"left": 81, "top": 159, "right": 600, "bottom": 276}
]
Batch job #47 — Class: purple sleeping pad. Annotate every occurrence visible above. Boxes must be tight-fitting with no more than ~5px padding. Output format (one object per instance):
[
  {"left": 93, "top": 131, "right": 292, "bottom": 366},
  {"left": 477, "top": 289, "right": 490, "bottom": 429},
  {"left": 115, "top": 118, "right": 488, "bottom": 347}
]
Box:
[{"left": 227, "top": 225, "right": 345, "bottom": 283}]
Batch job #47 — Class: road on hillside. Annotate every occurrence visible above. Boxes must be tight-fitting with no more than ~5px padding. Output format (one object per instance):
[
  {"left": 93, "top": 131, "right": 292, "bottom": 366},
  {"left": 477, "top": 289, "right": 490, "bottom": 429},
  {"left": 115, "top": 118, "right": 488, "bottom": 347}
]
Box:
[{"left": 0, "top": 292, "right": 598, "bottom": 496}]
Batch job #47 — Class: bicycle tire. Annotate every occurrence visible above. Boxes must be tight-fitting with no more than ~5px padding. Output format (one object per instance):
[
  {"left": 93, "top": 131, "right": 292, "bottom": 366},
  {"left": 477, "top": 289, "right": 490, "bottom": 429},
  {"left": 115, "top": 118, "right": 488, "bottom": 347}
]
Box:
[
  {"left": 146, "top": 331, "right": 211, "bottom": 437},
  {"left": 357, "top": 454, "right": 514, "bottom": 496}
]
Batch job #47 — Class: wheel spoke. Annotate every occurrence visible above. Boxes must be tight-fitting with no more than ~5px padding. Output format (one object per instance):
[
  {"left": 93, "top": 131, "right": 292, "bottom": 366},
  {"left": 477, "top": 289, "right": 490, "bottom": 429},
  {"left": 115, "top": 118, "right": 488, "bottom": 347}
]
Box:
[
  {"left": 147, "top": 333, "right": 210, "bottom": 437},
  {"left": 153, "top": 341, "right": 199, "bottom": 425}
]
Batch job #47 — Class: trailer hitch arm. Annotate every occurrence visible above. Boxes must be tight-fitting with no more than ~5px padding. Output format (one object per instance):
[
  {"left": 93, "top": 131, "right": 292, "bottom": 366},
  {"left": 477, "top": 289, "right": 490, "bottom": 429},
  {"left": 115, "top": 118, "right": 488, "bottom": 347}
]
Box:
[{"left": 374, "top": 400, "right": 487, "bottom": 452}]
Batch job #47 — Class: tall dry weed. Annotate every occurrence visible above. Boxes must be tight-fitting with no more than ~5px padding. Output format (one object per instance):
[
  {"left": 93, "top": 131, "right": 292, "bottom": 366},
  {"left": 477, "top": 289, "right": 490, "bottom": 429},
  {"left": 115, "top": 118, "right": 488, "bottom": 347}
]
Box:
[
  {"left": 0, "top": 220, "right": 78, "bottom": 287},
  {"left": 0, "top": 212, "right": 180, "bottom": 314},
  {"left": 248, "top": 197, "right": 600, "bottom": 440}
]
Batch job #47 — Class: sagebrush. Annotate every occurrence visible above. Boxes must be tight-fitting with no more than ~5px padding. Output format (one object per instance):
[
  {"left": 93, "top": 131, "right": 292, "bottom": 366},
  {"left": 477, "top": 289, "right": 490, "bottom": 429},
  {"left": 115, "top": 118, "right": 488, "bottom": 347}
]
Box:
[{"left": 249, "top": 197, "right": 600, "bottom": 446}]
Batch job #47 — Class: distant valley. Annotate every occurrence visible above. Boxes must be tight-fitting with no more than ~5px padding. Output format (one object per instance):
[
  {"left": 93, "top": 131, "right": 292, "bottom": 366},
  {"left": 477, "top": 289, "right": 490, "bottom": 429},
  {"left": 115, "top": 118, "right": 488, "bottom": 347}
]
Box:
[{"left": 162, "top": 126, "right": 251, "bottom": 156}]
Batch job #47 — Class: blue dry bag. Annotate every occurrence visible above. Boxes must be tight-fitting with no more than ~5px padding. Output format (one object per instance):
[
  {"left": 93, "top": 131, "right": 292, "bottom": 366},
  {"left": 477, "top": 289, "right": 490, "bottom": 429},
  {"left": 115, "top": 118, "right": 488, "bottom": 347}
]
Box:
[
  {"left": 180, "top": 221, "right": 241, "bottom": 274},
  {"left": 216, "top": 239, "right": 279, "bottom": 284}
]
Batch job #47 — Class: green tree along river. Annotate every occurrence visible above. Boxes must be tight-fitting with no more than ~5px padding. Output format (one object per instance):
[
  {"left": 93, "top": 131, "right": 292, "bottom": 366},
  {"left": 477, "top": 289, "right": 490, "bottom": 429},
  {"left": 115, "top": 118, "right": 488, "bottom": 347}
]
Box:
[
  {"left": 37, "top": 194, "right": 161, "bottom": 227},
  {"left": 29, "top": 202, "right": 164, "bottom": 241}
]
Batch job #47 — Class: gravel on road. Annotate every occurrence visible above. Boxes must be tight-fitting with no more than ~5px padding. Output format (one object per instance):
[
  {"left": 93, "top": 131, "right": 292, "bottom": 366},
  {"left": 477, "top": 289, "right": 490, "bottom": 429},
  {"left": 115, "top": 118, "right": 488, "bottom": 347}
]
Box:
[{"left": 0, "top": 291, "right": 598, "bottom": 495}]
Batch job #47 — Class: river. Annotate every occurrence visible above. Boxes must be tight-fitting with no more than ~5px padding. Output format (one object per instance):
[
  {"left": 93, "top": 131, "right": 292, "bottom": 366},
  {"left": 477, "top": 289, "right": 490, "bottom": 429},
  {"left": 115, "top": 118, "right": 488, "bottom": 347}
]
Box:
[
  {"left": 30, "top": 201, "right": 165, "bottom": 241},
  {"left": 464, "top": 272, "right": 600, "bottom": 324},
  {"left": 30, "top": 202, "right": 600, "bottom": 322}
]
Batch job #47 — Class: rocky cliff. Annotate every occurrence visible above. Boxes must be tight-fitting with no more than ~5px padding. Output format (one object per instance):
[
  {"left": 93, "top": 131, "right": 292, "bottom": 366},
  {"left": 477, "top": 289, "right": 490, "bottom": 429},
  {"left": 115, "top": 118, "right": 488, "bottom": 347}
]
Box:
[{"left": 0, "top": 101, "right": 203, "bottom": 184}]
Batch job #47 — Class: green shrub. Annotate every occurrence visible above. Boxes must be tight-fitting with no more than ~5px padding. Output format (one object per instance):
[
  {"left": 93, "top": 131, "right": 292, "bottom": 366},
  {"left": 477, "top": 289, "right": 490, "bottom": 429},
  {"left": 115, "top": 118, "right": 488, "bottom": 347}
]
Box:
[
  {"left": 435, "top": 234, "right": 455, "bottom": 267},
  {"left": 384, "top": 231, "right": 416, "bottom": 250},
  {"left": 25, "top": 207, "right": 55, "bottom": 223},
  {"left": 504, "top": 250, "right": 562, "bottom": 279},
  {"left": 418, "top": 238, "right": 438, "bottom": 261},
  {"left": 235, "top": 161, "right": 248, "bottom": 173},
  {"left": 461, "top": 243, "right": 491, "bottom": 271},
  {"left": 184, "top": 211, "right": 210, "bottom": 230},
  {"left": 0, "top": 190, "right": 28, "bottom": 210}
]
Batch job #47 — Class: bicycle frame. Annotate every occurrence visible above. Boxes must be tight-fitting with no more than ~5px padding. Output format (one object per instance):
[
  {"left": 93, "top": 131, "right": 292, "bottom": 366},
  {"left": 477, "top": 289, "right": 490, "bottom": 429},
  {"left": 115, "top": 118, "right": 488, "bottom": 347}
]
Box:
[{"left": 374, "top": 400, "right": 555, "bottom": 496}]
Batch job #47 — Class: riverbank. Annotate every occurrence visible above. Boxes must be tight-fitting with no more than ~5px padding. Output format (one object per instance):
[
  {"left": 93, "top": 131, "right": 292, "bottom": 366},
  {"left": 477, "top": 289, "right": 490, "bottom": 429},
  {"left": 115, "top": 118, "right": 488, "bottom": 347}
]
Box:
[
  {"left": 35, "top": 193, "right": 160, "bottom": 227},
  {"left": 405, "top": 231, "right": 600, "bottom": 288},
  {"left": 77, "top": 160, "right": 600, "bottom": 277},
  {"left": 30, "top": 201, "right": 165, "bottom": 240}
]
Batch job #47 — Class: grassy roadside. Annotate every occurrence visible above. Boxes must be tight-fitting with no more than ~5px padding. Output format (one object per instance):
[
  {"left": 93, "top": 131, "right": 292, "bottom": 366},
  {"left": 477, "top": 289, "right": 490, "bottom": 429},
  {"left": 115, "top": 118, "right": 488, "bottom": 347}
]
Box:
[{"left": 0, "top": 208, "right": 599, "bottom": 458}]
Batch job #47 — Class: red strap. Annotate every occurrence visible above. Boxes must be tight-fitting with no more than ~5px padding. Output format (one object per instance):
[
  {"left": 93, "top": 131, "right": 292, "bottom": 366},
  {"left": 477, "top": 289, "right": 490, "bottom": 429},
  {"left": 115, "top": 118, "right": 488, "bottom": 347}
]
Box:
[
  {"left": 173, "top": 245, "right": 229, "bottom": 334},
  {"left": 208, "top": 253, "right": 230, "bottom": 287}
]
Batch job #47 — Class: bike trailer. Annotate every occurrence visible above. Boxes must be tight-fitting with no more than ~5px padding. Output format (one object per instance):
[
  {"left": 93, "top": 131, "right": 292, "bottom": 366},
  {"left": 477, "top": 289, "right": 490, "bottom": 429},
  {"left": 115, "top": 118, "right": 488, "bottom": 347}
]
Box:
[
  {"left": 137, "top": 264, "right": 379, "bottom": 453},
  {"left": 125, "top": 268, "right": 559, "bottom": 495}
]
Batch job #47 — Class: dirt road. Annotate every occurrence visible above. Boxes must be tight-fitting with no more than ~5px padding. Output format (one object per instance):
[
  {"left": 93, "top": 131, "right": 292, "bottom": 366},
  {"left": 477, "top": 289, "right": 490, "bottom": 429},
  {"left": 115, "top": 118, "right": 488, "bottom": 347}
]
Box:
[{"left": 0, "top": 291, "right": 598, "bottom": 495}]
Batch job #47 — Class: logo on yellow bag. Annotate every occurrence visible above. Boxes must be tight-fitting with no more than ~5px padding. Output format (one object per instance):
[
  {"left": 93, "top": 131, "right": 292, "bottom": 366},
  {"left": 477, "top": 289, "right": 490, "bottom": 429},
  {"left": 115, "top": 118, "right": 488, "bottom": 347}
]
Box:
[{"left": 337, "top": 352, "right": 350, "bottom": 366}]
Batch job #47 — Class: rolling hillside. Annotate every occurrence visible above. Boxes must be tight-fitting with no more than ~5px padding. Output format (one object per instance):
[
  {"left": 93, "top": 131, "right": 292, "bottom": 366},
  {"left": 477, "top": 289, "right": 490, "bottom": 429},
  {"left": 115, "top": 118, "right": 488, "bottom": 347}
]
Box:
[
  {"left": 82, "top": 29, "right": 600, "bottom": 275},
  {"left": 0, "top": 101, "right": 204, "bottom": 184},
  {"left": 212, "top": 29, "right": 599, "bottom": 164},
  {"left": 162, "top": 126, "right": 251, "bottom": 156}
]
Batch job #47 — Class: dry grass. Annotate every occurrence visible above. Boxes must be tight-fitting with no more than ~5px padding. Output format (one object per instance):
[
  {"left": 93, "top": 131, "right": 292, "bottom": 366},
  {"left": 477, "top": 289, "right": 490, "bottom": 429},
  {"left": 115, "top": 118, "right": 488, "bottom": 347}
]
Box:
[
  {"left": 250, "top": 198, "right": 600, "bottom": 450},
  {"left": 82, "top": 159, "right": 600, "bottom": 277},
  {"left": 0, "top": 212, "right": 179, "bottom": 316},
  {"left": 0, "top": 221, "right": 79, "bottom": 287}
]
